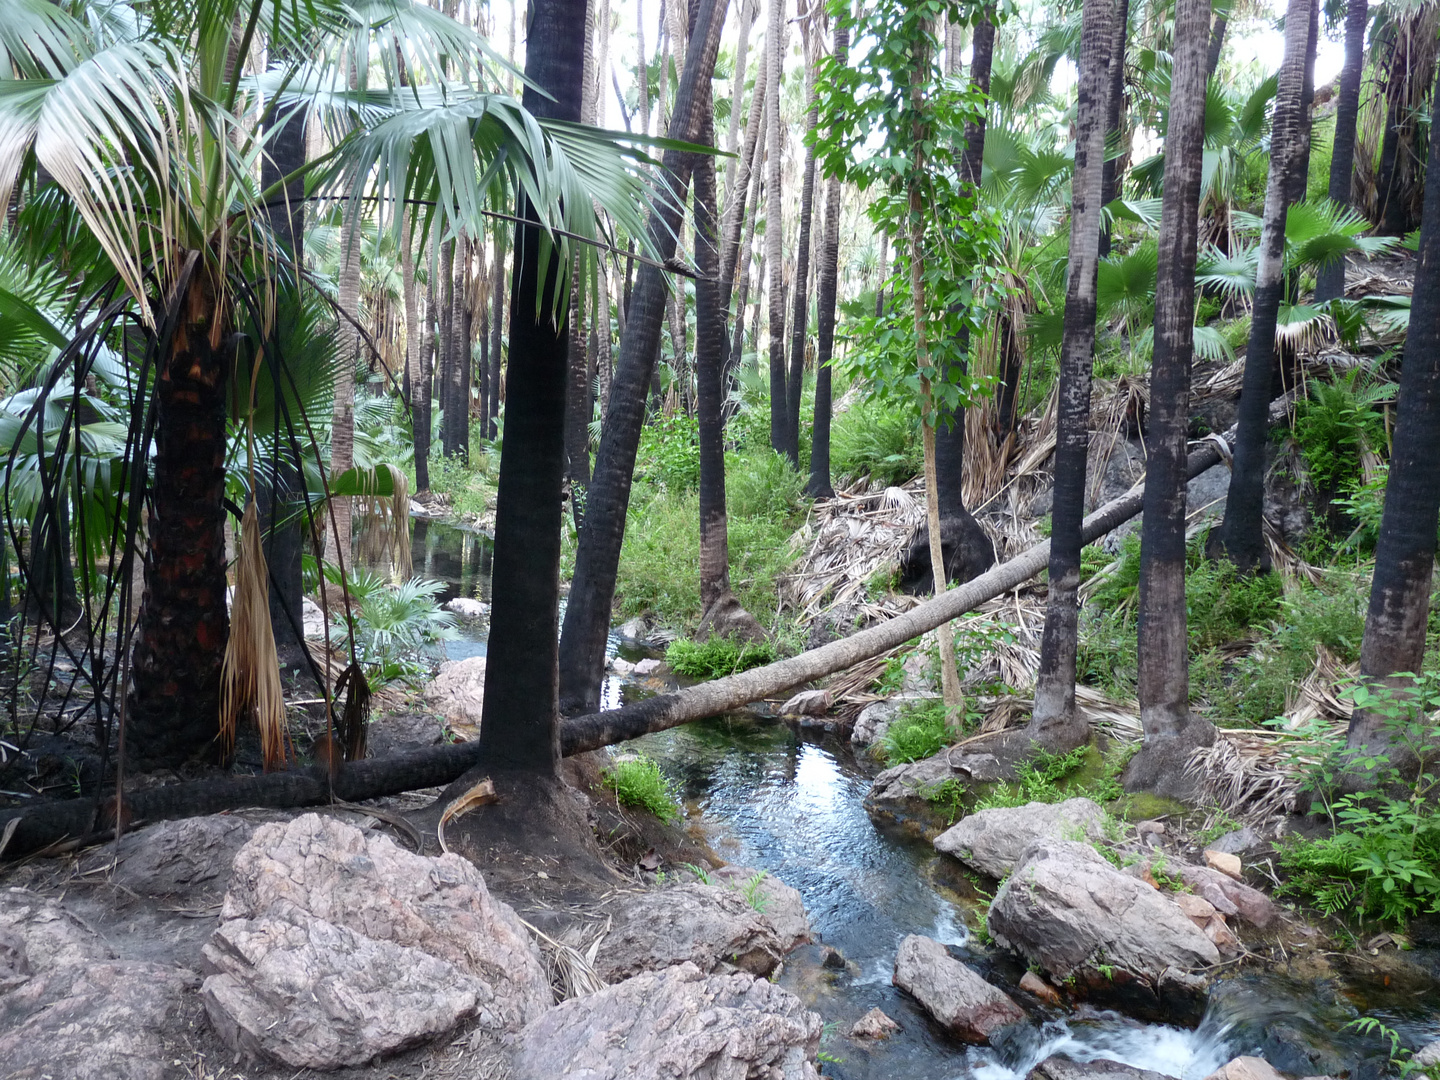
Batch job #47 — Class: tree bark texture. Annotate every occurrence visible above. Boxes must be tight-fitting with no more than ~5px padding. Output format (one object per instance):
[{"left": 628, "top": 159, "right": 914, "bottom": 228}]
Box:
[
  {"left": 784, "top": 26, "right": 819, "bottom": 468},
  {"left": 1211, "top": 0, "right": 1311, "bottom": 573},
  {"left": 557, "top": 0, "right": 729, "bottom": 716},
  {"left": 476, "top": 0, "right": 589, "bottom": 775},
  {"left": 1316, "top": 0, "right": 1369, "bottom": 303},
  {"left": 1098, "top": 0, "right": 1129, "bottom": 258},
  {"left": 765, "top": 0, "right": 788, "bottom": 456},
  {"left": 127, "top": 262, "right": 232, "bottom": 769},
  {"left": 416, "top": 277, "right": 436, "bottom": 491},
  {"left": 1349, "top": 64, "right": 1440, "bottom": 761},
  {"left": 1285, "top": 0, "right": 1319, "bottom": 209},
  {"left": 1029, "top": 0, "right": 1114, "bottom": 749},
  {"left": 488, "top": 230, "right": 505, "bottom": 440},
  {"left": 327, "top": 196, "right": 363, "bottom": 565},
  {"left": 1136, "top": 0, "right": 1208, "bottom": 739}
]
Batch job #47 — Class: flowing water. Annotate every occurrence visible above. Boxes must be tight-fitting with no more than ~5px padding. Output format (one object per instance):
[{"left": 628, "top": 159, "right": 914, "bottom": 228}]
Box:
[{"left": 397, "top": 518, "right": 1440, "bottom": 1080}]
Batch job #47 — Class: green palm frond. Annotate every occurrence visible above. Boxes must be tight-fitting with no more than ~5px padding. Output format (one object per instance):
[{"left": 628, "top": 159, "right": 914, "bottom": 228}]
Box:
[
  {"left": 1196, "top": 243, "right": 1259, "bottom": 300},
  {"left": 1193, "top": 323, "right": 1236, "bottom": 363}
]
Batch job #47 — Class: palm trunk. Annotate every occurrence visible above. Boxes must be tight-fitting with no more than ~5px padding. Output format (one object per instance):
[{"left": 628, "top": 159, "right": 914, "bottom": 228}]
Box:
[
  {"left": 1098, "top": 0, "right": 1129, "bottom": 258},
  {"left": 1206, "top": 12, "right": 1227, "bottom": 77},
  {"left": 1028, "top": 0, "right": 1114, "bottom": 750},
  {"left": 565, "top": 252, "right": 591, "bottom": 521},
  {"left": 784, "top": 23, "right": 819, "bottom": 468},
  {"left": 805, "top": 14, "right": 848, "bottom": 501},
  {"left": 488, "top": 230, "right": 506, "bottom": 440},
  {"left": 557, "top": 0, "right": 729, "bottom": 716},
  {"left": 765, "top": 0, "right": 788, "bottom": 456},
  {"left": 416, "top": 276, "right": 436, "bottom": 490},
  {"left": 438, "top": 237, "right": 457, "bottom": 458},
  {"left": 1315, "top": 0, "right": 1369, "bottom": 302},
  {"left": 720, "top": 62, "right": 767, "bottom": 317},
  {"left": 1131, "top": 0, "right": 1210, "bottom": 782},
  {"left": 933, "top": 12, "right": 996, "bottom": 573},
  {"left": 327, "top": 195, "right": 363, "bottom": 565},
  {"left": 1286, "top": 0, "right": 1319, "bottom": 208},
  {"left": 1210, "top": 0, "right": 1312, "bottom": 573},
  {"left": 1347, "top": 62, "right": 1440, "bottom": 767},
  {"left": 128, "top": 262, "right": 232, "bottom": 768},
  {"left": 477, "top": 0, "right": 590, "bottom": 775},
  {"left": 722, "top": 0, "right": 757, "bottom": 212}
]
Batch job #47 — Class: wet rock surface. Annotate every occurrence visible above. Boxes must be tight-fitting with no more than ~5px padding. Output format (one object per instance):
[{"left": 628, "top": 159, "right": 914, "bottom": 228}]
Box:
[
  {"left": 1029, "top": 1056, "right": 1179, "bottom": 1080},
  {"left": 709, "top": 866, "right": 812, "bottom": 953},
  {"left": 511, "top": 962, "right": 823, "bottom": 1080},
  {"left": 892, "top": 934, "right": 1027, "bottom": 1044},
  {"left": 934, "top": 798, "right": 1109, "bottom": 879}
]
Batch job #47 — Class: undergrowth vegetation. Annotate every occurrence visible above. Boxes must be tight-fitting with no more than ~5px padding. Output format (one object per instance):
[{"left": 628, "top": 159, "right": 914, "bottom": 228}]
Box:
[
  {"left": 666, "top": 635, "right": 779, "bottom": 678},
  {"left": 601, "top": 753, "right": 683, "bottom": 823}
]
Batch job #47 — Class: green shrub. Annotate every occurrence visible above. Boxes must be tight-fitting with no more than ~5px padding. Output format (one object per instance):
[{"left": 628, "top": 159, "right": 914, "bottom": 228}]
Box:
[
  {"left": 666, "top": 635, "right": 778, "bottom": 678},
  {"left": 726, "top": 449, "right": 805, "bottom": 519},
  {"left": 602, "top": 754, "right": 682, "bottom": 823},
  {"left": 1185, "top": 552, "right": 1283, "bottom": 652},
  {"left": 326, "top": 566, "right": 457, "bottom": 682},
  {"left": 880, "top": 699, "right": 957, "bottom": 763},
  {"left": 830, "top": 398, "right": 922, "bottom": 486},
  {"left": 975, "top": 747, "right": 1091, "bottom": 810},
  {"left": 637, "top": 414, "right": 702, "bottom": 491},
  {"left": 1293, "top": 369, "right": 1395, "bottom": 494}
]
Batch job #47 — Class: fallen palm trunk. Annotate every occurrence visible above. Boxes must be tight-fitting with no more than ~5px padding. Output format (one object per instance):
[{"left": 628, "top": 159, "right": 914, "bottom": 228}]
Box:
[{"left": 3, "top": 409, "right": 1283, "bottom": 859}]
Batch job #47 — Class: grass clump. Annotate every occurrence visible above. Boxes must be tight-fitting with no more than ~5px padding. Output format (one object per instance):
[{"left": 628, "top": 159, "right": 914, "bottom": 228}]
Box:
[
  {"left": 666, "top": 635, "right": 778, "bottom": 678},
  {"left": 601, "top": 754, "right": 682, "bottom": 823},
  {"left": 880, "top": 699, "right": 961, "bottom": 763},
  {"left": 975, "top": 746, "right": 1093, "bottom": 810},
  {"left": 829, "top": 398, "right": 922, "bottom": 486}
]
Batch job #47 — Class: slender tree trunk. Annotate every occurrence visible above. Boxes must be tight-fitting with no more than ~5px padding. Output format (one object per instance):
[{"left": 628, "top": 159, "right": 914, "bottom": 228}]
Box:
[
  {"left": 749, "top": 247, "right": 765, "bottom": 374},
  {"left": 1316, "top": 0, "right": 1369, "bottom": 302},
  {"left": 784, "top": 21, "right": 819, "bottom": 467},
  {"left": 565, "top": 251, "right": 591, "bottom": 519},
  {"left": 557, "top": 0, "right": 730, "bottom": 716},
  {"left": 476, "top": 0, "right": 590, "bottom": 775},
  {"left": 765, "top": 0, "right": 788, "bottom": 456},
  {"left": 1347, "top": 63, "right": 1440, "bottom": 768},
  {"left": 1206, "top": 12, "right": 1227, "bottom": 77},
  {"left": 488, "top": 229, "right": 506, "bottom": 440},
  {"left": 259, "top": 79, "right": 306, "bottom": 658},
  {"left": 806, "top": 14, "right": 848, "bottom": 501},
  {"left": 1210, "top": 0, "right": 1312, "bottom": 572},
  {"left": 875, "top": 231, "right": 888, "bottom": 317},
  {"left": 729, "top": 149, "right": 763, "bottom": 382},
  {"left": 1129, "top": 0, "right": 1212, "bottom": 789},
  {"left": 720, "top": 61, "right": 767, "bottom": 316},
  {"left": 1099, "top": 0, "right": 1129, "bottom": 258},
  {"left": 437, "top": 237, "right": 457, "bottom": 458},
  {"left": 1287, "top": 0, "right": 1319, "bottom": 207},
  {"left": 416, "top": 276, "right": 435, "bottom": 490},
  {"left": 722, "top": 0, "right": 757, "bottom": 211},
  {"left": 327, "top": 195, "right": 363, "bottom": 565},
  {"left": 127, "top": 262, "right": 232, "bottom": 768},
  {"left": 1028, "top": 0, "right": 1114, "bottom": 750},
  {"left": 933, "top": 11, "right": 996, "bottom": 577}
]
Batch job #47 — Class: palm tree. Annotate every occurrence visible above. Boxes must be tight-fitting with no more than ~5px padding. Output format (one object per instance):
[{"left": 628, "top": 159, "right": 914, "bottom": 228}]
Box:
[
  {"left": 557, "top": 0, "right": 730, "bottom": 716},
  {"left": 1027, "top": 0, "right": 1114, "bottom": 751},
  {"left": 1, "top": 0, "right": 668, "bottom": 768},
  {"left": 1316, "top": 0, "right": 1370, "bottom": 302},
  {"left": 1347, "top": 64, "right": 1440, "bottom": 772},
  {"left": 765, "top": 0, "right": 788, "bottom": 458},
  {"left": 1098, "top": 0, "right": 1129, "bottom": 258},
  {"left": 807, "top": 14, "right": 849, "bottom": 501},
  {"left": 1128, "top": 0, "right": 1212, "bottom": 793},
  {"left": 784, "top": 15, "right": 820, "bottom": 468},
  {"left": 1210, "top": 0, "right": 1315, "bottom": 574}
]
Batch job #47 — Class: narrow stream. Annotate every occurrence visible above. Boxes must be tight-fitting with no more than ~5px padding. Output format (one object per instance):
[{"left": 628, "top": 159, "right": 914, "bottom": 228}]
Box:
[{"left": 393, "top": 517, "right": 1439, "bottom": 1080}]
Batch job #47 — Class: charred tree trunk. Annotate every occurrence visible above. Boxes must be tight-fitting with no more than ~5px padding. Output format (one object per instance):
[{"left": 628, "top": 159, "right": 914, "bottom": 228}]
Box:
[
  {"left": 765, "top": 0, "right": 788, "bottom": 457},
  {"left": 784, "top": 24, "right": 819, "bottom": 468},
  {"left": 1347, "top": 64, "right": 1440, "bottom": 770},
  {"left": 476, "top": 0, "right": 590, "bottom": 775},
  {"left": 1028, "top": 0, "right": 1114, "bottom": 750},
  {"left": 1206, "top": 11, "right": 1227, "bottom": 78},
  {"left": 557, "top": 0, "right": 729, "bottom": 716},
  {"left": 416, "top": 277, "right": 436, "bottom": 491},
  {"left": 1098, "top": 0, "right": 1129, "bottom": 258},
  {"left": 1210, "top": 0, "right": 1312, "bottom": 573},
  {"left": 127, "top": 262, "right": 232, "bottom": 769},
  {"left": 1316, "top": 0, "right": 1370, "bottom": 302},
  {"left": 1128, "top": 0, "right": 1213, "bottom": 792},
  {"left": 488, "top": 230, "right": 506, "bottom": 440}
]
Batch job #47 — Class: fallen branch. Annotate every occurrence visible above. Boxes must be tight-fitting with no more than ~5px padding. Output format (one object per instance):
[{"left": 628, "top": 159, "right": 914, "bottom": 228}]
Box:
[{"left": 1, "top": 403, "right": 1283, "bottom": 859}]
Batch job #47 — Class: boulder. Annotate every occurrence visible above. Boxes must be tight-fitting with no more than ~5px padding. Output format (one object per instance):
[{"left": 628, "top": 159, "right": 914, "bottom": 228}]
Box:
[
  {"left": 710, "top": 867, "right": 811, "bottom": 953},
  {"left": 421, "top": 656, "right": 487, "bottom": 726},
  {"left": 780, "top": 689, "right": 832, "bottom": 717},
  {"left": 0, "top": 960, "right": 199, "bottom": 1080},
  {"left": 618, "top": 616, "right": 650, "bottom": 642},
  {"left": 444, "top": 597, "right": 488, "bottom": 619},
  {"left": 934, "top": 799, "right": 1109, "bottom": 879},
  {"left": 1204, "top": 849, "right": 1244, "bottom": 880},
  {"left": 1174, "top": 863, "right": 1278, "bottom": 928},
  {"left": 595, "top": 883, "right": 787, "bottom": 981},
  {"left": 1414, "top": 1042, "right": 1440, "bottom": 1071},
  {"left": 987, "top": 840, "right": 1220, "bottom": 982},
  {"left": 633, "top": 658, "right": 663, "bottom": 676},
  {"left": 203, "top": 902, "right": 492, "bottom": 1069},
  {"left": 104, "top": 815, "right": 257, "bottom": 899},
  {"left": 851, "top": 1006, "right": 901, "bottom": 1039},
  {"left": 202, "top": 814, "right": 549, "bottom": 1067},
  {"left": 1029, "top": 1056, "right": 1179, "bottom": 1080},
  {"left": 511, "top": 962, "right": 822, "bottom": 1080},
  {"left": 852, "top": 695, "right": 940, "bottom": 748},
  {"left": 1207, "top": 827, "right": 1263, "bottom": 856},
  {"left": 868, "top": 748, "right": 1012, "bottom": 814},
  {"left": 1205, "top": 1057, "right": 1287, "bottom": 1080},
  {"left": 302, "top": 595, "right": 325, "bottom": 638},
  {"left": 0, "top": 888, "right": 114, "bottom": 969},
  {"left": 892, "top": 934, "right": 1026, "bottom": 1044}
]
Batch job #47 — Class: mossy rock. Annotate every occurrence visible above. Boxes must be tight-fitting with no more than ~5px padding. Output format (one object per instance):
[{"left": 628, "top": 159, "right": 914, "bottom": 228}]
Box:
[{"left": 1114, "top": 791, "right": 1189, "bottom": 822}]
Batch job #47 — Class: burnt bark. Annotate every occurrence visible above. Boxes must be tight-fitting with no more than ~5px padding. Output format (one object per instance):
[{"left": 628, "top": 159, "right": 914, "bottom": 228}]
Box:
[
  {"left": 1315, "top": 0, "right": 1370, "bottom": 302},
  {"left": 1029, "top": 0, "right": 1113, "bottom": 750},
  {"left": 1098, "top": 0, "right": 1129, "bottom": 258},
  {"left": 557, "top": 0, "right": 729, "bottom": 716},
  {"left": 784, "top": 30, "right": 819, "bottom": 468},
  {"left": 765, "top": 0, "right": 788, "bottom": 456},
  {"left": 1210, "top": 0, "right": 1312, "bottom": 572}
]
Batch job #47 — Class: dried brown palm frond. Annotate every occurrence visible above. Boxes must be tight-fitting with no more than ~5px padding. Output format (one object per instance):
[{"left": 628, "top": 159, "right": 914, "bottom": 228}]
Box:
[
  {"left": 220, "top": 499, "right": 289, "bottom": 770},
  {"left": 1262, "top": 519, "right": 1326, "bottom": 588},
  {"left": 353, "top": 463, "right": 413, "bottom": 578},
  {"left": 1197, "top": 358, "right": 1247, "bottom": 398},
  {"left": 1186, "top": 734, "right": 1307, "bottom": 822},
  {"left": 333, "top": 661, "right": 372, "bottom": 763},
  {"left": 518, "top": 917, "right": 610, "bottom": 1002}
]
